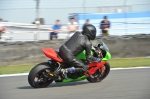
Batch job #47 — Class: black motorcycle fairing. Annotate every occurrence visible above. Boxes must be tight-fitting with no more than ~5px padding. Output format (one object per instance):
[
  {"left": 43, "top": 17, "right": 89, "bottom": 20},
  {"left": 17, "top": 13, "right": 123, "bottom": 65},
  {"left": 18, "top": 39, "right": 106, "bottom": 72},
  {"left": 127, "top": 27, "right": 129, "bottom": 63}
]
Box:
[{"left": 66, "top": 70, "right": 85, "bottom": 79}]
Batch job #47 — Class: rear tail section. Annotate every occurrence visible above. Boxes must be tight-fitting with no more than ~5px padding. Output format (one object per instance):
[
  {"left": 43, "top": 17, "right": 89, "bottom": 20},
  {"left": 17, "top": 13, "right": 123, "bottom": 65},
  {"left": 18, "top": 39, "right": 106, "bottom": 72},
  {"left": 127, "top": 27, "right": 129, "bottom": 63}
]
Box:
[{"left": 42, "top": 48, "right": 63, "bottom": 62}]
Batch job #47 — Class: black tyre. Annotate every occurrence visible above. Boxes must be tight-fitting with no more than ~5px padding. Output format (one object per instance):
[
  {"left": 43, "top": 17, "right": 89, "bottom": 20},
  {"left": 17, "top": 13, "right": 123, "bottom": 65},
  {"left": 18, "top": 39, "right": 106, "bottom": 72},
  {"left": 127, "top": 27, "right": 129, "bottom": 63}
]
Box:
[
  {"left": 87, "top": 62, "right": 110, "bottom": 83},
  {"left": 28, "top": 62, "right": 54, "bottom": 88}
]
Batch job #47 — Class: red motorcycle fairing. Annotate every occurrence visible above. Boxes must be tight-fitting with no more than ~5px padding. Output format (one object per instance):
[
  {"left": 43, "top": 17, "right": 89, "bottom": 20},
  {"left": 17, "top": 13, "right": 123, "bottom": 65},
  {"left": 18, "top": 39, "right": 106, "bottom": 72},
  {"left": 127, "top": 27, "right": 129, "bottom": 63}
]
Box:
[
  {"left": 88, "top": 61, "right": 107, "bottom": 75},
  {"left": 42, "top": 48, "right": 106, "bottom": 75},
  {"left": 42, "top": 48, "right": 64, "bottom": 62}
]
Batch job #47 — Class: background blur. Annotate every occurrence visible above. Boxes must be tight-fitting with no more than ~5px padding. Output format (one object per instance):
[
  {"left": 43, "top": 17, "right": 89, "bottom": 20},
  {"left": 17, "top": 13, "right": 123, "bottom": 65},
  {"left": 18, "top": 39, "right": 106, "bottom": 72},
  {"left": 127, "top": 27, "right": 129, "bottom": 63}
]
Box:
[
  {"left": 0, "top": 0, "right": 150, "bottom": 66},
  {"left": 0, "top": 0, "right": 150, "bottom": 24}
]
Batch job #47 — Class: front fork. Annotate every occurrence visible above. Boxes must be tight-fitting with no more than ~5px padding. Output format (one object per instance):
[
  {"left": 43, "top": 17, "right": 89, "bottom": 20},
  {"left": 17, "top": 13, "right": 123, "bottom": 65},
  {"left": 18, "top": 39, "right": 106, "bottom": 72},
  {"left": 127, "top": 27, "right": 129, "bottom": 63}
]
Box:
[{"left": 87, "top": 61, "right": 107, "bottom": 75}]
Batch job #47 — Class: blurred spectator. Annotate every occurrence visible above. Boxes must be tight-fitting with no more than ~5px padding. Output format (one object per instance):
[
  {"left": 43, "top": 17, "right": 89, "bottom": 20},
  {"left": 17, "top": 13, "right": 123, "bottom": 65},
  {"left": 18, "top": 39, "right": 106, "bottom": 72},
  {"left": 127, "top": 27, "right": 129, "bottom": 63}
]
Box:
[
  {"left": 100, "top": 16, "right": 110, "bottom": 36},
  {"left": 82, "top": 19, "right": 90, "bottom": 29},
  {"left": 0, "top": 19, "right": 6, "bottom": 40},
  {"left": 49, "top": 20, "right": 62, "bottom": 40},
  {"left": 67, "top": 18, "right": 78, "bottom": 38}
]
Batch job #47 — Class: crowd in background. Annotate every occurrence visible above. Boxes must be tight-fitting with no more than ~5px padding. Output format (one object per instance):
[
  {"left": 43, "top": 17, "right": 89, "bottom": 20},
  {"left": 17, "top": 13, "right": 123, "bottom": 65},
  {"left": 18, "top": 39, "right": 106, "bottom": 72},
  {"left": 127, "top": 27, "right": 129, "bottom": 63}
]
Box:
[
  {"left": 49, "top": 16, "right": 111, "bottom": 40},
  {"left": 0, "top": 19, "right": 7, "bottom": 40},
  {"left": 0, "top": 16, "right": 111, "bottom": 41}
]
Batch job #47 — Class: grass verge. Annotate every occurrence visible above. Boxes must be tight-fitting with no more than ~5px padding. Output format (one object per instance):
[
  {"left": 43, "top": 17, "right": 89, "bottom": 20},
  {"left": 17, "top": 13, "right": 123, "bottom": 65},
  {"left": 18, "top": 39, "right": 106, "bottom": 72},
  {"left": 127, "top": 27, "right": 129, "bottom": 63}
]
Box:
[{"left": 0, "top": 57, "right": 150, "bottom": 75}]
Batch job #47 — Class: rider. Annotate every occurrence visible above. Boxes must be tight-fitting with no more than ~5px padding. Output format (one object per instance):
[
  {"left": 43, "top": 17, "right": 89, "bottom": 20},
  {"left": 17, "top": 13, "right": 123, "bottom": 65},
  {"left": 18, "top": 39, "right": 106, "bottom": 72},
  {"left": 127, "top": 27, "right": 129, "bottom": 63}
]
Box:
[{"left": 58, "top": 24, "right": 101, "bottom": 78}]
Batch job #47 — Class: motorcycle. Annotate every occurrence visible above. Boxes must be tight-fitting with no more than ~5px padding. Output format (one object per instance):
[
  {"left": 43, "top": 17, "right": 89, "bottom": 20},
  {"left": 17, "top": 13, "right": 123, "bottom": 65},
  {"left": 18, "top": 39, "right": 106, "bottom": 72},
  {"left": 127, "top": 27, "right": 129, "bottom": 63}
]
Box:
[{"left": 28, "top": 39, "right": 111, "bottom": 88}]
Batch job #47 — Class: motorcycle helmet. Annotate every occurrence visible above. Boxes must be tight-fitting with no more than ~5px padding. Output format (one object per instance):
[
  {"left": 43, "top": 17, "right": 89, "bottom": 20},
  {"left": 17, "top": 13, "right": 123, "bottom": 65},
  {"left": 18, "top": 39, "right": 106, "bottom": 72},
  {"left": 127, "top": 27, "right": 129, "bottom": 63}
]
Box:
[{"left": 82, "top": 24, "right": 97, "bottom": 40}]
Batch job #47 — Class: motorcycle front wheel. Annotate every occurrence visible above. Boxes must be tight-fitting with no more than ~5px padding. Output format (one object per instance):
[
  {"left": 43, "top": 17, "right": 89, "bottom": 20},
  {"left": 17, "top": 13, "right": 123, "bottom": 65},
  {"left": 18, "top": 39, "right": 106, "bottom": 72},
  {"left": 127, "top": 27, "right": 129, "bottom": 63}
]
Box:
[
  {"left": 28, "top": 62, "right": 54, "bottom": 88},
  {"left": 87, "top": 62, "right": 110, "bottom": 83}
]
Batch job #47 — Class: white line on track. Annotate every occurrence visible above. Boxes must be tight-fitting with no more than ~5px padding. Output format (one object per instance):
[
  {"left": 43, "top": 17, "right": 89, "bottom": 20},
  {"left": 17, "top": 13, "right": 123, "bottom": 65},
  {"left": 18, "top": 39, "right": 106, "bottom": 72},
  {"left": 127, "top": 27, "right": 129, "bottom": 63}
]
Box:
[
  {"left": 110, "top": 66, "right": 150, "bottom": 70},
  {"left": 0, "top": 67, "right": 150, "bottom": 78},
  {"left": 0, "top": 73, "right": 29, "bottom": 77}
]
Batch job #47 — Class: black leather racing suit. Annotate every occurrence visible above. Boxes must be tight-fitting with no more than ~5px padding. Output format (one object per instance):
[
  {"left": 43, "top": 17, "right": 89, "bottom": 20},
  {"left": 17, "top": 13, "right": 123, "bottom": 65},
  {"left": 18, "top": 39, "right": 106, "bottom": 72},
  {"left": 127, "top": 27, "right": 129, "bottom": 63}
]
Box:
[{"left": 59, "top": 32, "right": 97, "bottom": 71}]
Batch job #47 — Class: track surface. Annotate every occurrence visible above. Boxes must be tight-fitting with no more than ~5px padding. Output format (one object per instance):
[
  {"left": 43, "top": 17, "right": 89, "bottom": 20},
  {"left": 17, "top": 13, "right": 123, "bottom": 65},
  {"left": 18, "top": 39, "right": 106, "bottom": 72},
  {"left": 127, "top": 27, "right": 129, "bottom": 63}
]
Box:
[{"left": 0, "top": 68, "right": 150, "bottom": 99}]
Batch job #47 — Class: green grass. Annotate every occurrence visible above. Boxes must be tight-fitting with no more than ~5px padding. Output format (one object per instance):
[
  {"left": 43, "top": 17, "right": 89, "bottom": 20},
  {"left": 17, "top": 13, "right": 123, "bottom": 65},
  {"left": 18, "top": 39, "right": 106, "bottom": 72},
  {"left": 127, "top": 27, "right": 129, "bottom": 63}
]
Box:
[
  {"left": 109, "top": 58, "right": 150, "bottom": 68},
  {"left": 0, "top": 64, "right": 35, "bottom": 75},
  {"left": 0, "top": 58, "right": 150, "bottom": 75}
]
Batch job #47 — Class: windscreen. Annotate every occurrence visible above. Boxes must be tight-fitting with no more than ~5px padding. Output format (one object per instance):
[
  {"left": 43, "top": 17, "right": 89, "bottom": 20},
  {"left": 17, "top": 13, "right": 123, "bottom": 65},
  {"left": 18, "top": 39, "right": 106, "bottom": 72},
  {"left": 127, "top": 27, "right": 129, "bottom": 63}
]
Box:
[{"left": 95, "top": 39, "right": 109, "bottom": 51}]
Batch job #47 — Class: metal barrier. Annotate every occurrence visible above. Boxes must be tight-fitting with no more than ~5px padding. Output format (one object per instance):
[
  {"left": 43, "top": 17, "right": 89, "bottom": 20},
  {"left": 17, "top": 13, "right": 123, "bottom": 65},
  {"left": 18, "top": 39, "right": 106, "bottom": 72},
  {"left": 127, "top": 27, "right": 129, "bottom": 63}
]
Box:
[
  {"left": 1, "top": 27, "right": 150, "bottom": 42},
  {"left": 1, "top": 22, "right": 150, "bottom": 42}
]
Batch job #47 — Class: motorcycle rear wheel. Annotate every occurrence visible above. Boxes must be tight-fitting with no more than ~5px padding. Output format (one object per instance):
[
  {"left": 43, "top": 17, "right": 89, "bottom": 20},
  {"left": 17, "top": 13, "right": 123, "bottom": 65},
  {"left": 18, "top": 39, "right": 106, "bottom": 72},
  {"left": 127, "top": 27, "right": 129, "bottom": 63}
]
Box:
[
  {"left": 28, "top": 62, "right": 54, "bottom": 88},
  {"left": 87, "top": 62, "right": 110, "bottom": 83}
]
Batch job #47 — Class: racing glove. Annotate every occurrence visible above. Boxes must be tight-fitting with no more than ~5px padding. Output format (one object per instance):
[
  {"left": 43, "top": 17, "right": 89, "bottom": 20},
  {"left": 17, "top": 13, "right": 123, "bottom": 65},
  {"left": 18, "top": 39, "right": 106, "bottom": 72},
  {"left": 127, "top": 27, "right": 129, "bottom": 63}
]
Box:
[{"left": 96, "top": 58, "right": 101, "bottom": 62}]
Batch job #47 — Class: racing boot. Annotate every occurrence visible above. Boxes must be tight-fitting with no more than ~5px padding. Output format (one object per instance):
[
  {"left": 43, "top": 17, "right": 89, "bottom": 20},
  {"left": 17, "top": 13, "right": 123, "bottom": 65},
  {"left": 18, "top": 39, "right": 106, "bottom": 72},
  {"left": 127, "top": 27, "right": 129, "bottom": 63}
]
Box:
[
  {"left": 60, "top": 67, "right": 75, "bottom": 79},
  {"left": 61, "top": 67, "right": 89, "bottom": 79}
]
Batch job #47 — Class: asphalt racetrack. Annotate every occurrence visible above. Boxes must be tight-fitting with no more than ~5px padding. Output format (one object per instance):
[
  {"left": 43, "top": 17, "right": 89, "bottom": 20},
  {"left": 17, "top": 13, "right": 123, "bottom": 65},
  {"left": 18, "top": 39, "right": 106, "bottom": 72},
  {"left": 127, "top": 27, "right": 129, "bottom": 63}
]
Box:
[{"left": 0, "top": 68, "right": 150, "bottom": 99}]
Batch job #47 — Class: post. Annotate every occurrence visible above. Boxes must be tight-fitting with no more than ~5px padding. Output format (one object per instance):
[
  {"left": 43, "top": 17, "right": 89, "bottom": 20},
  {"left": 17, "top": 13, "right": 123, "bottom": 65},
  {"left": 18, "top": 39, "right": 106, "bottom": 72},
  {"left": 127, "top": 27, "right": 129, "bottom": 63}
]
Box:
[
  {"left": 35, "top": 0, "right": 40, "bottom": 41},
  {"left": 82, "top": 0, "right": 86, "bottom": 22},
  {"left": 123, "top": 0, "right": 128, "bottom": 35}
]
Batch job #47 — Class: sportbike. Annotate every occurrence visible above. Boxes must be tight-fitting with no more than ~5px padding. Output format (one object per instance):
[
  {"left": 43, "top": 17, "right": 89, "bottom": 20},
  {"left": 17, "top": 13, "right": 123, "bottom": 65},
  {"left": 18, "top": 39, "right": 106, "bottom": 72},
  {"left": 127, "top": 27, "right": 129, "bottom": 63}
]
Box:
[{"left": 28, "top": 39, "right": 111, "bottom": 88}]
